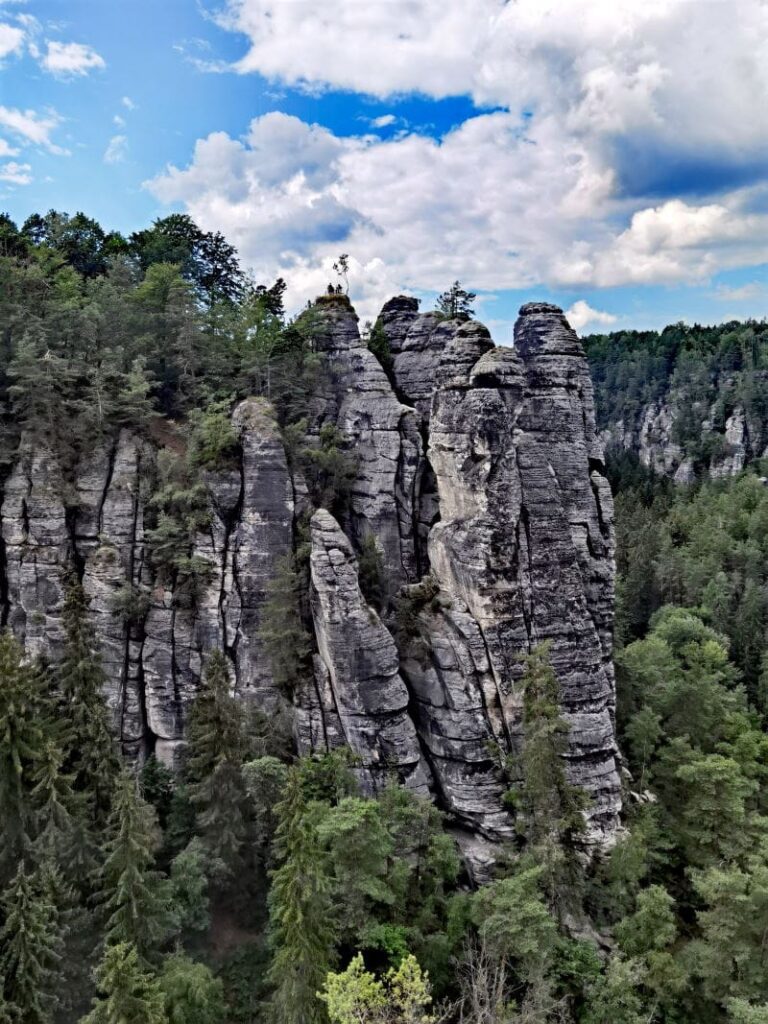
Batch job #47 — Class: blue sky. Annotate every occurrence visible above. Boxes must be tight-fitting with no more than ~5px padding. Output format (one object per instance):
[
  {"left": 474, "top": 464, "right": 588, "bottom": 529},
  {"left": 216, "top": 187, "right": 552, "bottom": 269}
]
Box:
[{"left": 1, "top": 0, "right": 767, "bottom": 338}]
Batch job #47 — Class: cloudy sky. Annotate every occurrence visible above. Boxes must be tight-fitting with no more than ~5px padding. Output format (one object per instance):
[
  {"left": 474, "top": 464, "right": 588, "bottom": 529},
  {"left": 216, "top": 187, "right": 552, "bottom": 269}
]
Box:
[{"left": 1, "top": 0, "right": 767, "bottom": 336}]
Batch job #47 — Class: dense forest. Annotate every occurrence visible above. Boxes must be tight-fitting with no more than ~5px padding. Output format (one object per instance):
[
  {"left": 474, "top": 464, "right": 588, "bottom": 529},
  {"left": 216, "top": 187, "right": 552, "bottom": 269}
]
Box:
[
  {"left": 2, "top": 209, "right": 768, "bottom": 1023},
  {"left": 584, "top": 320, "right": 768, "bottom": 470}
]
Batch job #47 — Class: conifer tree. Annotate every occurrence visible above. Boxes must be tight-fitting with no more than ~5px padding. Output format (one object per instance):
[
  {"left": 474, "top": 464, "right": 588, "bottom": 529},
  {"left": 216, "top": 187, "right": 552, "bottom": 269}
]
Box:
[
  {"left": 31, "top": 739, "right": 93, "bottom": 881},
  {"left": 259, "top": 555, "right": 311, "bottom": 695},
  {"left": 517, "top": 643, "right": 586, "bottom": 908},
  {"left": 267, "top": 767, "right": 337, "bottom": 1024},
  {"left": 98, "top": 772, "right": 172, "bottom": 962},
  {"left": 58, "top": 580, "right": 119, "bottom": 824},
  {"left": 0, "top": 631, "right": 46, "bottom": 883},
  {"left": 434, "top": 281, "right": 476, "bottom": 321},
  {"left": 83, "top": 942, "right": 166, "bottom": 1024},
  {"left": 0, "top": 863, "right": 63, "bottom": 1024},
  {"left": 185, "top": 650, "right": 250, "bottom": 882}
]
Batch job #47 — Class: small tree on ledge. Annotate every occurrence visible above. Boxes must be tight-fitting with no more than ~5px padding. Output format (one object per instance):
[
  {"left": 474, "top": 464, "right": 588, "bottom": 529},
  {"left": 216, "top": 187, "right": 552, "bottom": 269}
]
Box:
[{"left": 435, "top": 280, "right": 476, "bottom": 322}]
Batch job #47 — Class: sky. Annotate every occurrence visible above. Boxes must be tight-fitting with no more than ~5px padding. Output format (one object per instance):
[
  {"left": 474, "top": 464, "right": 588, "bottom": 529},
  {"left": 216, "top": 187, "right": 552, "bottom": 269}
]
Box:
[{"left": 0, "top": 0, "right": 767, "bottom": 339}]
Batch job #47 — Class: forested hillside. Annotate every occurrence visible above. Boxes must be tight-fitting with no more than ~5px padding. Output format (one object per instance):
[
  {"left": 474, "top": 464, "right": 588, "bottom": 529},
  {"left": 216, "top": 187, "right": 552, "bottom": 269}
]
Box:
[
  {"left": 584, "top": 320, "right": 768, "bottom": 481},
  {"left": 1, "top": 210, "right": 768, "bottom": 1024}
]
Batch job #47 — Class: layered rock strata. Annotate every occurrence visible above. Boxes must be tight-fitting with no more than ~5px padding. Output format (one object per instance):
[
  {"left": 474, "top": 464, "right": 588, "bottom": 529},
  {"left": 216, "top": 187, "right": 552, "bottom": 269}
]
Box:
[{"left": 0, "top": 294, "right": 622, "bottom": 851}]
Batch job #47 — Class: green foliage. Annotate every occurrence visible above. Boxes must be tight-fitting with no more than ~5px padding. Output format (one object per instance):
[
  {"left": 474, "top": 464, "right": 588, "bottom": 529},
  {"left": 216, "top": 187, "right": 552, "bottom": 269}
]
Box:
[
  {"left": 358, "top": 533, "right": 386, "bottom": 610},
  {"left": 184, "top": 651, "right": 250, "bottom": 885},
  {"left": 259, "top": 555, "right": 312, "bottom": 695},
  {"left": 97, "top": 772, "right": 172, "bottom": 961},
  {"left": 157, "top": 953, "right": 225, "bottom": 1024},
  {"left": 0, "top": 863, "right": 63, "bottom": 1024},
  {"left": 186, "top": 399, "right": 239, "bottom": 470},
  {"left": 83, "top": 942, "right": 167, "bottom": 1024},
  {"left": 267, "top": 767, "right": 336, "bottom": 1024},
  {"left": 584, "top": 319, "right": 768, "bottom": 461},
  {"left": 366, "top": 319, "right": 394, "bottom": 375},
  {"left": 299, "top": 422, "right": 359, "bottom": 514},
  {"left": 320, "top": 952, "right": 436, "bottom": 1024},
  {"left": 434, "top": 281, "right": 476, "bottom": 322},
  {"left": 515, "top": 644, "right": 587, "bottom": 910},
  {"left": 58, "top": 580, "right": 120, "bottom": 826},
  {"left": 0, "top": 631, "right": 46, "bottom": 881}
]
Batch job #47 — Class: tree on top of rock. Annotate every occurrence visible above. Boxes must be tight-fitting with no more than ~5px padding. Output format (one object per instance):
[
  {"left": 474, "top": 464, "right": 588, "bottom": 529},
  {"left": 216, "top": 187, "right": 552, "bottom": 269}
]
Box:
[{"left": 435, "top": 281, "right": 476, "bottom": 322}]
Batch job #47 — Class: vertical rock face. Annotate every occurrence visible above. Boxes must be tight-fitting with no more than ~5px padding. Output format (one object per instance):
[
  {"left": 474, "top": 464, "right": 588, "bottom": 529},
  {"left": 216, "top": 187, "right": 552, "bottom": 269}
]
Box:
[
  {"left": 0, "top": 295, "right": 622, "bottom": 857},
  {"left": 307, "top": 508, "right": 430, "bottom": 794},
  {"left": 307, "top": 297, "right": 423, "bottom": 587}
]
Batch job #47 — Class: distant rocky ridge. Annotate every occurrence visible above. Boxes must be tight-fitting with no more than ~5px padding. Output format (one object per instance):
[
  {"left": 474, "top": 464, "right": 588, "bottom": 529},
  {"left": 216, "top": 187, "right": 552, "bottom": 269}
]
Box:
[{"left": 0, "top": 295, "right": 622, "bottom": 869}]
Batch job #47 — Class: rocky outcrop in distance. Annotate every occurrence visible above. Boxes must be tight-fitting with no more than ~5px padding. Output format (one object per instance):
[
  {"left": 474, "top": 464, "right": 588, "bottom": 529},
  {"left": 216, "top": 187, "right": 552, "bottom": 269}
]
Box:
[
  {"left": 597, "top": 390, "right": 765, "bottom": 482},
  {"left": 0, "top": 293, "right": 622, "bottom": 866}
]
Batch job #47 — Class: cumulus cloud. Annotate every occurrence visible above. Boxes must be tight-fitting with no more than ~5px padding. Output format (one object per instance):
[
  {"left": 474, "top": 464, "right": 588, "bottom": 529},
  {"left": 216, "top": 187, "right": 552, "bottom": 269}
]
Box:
[
  {"left": 0, "top": 105, "right": 66, "bottom": 154},
  {"left": 0, "top": 138, "right": 19, "bottom": 157},
  {"left": 146, "top": 1, "right": 768, "bottom": 319},
  {"left": 104, "top": 134, "right": 128, "bottom": 164},
  {"left": 0, "top": 160, "right": 32, "bottom": 185},
  {"left": 0, "top": 21, "right": 23, "bottom": 59},
  {"left": 147, "top": 109, "right": 768, "bottom": 320},
  {"left": 41, "top": 40, "right": 105, "bottom": 77},
  {"left": 565, "top": 300, "right": 617, "bottom": 333}
]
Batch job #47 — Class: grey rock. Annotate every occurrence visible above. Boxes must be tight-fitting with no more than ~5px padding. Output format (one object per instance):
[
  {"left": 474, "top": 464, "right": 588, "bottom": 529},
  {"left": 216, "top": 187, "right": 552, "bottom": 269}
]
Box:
[{"left": 308, "top": 507, "right": 430, "bottom": 795}]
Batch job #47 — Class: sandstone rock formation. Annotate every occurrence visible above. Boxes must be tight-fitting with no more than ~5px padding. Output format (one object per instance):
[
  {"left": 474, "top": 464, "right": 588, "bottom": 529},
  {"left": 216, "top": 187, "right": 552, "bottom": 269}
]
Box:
[{"left": 0, "top": 294, "right": 622, "bottom": 858}]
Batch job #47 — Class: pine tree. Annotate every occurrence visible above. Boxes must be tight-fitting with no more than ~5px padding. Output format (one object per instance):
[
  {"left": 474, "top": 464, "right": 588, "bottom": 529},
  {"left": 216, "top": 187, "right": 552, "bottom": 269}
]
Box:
[
  {"left": 58, "top": 580, "right": 119, "bottom": 824},
  {"left": 434, "top": 281, "right": 476, "bottom": 321},
  {"left": 0, "top": 863, "right": 63, "bottom": 1024},
  {"left": 97, "top": 772, "right": 172, "bottom": 962},
  {"left": 267, "top": 767, "right": 336, "bottom": 1024},
  {"left": 0, "top": 631, "right": 46, "bottom": 883},
  {"left": 82, "top": 942, "right": 166, "bottom": 1024}
]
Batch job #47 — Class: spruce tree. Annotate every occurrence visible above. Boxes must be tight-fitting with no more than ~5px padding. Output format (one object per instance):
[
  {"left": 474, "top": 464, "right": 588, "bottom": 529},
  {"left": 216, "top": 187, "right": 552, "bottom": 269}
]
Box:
[
  {"left": 0, "top": 631, "right": 46, "bottom": 883},
  {"left": 259, "top": 555, "right": 311, "bottom": 695},
  {"left": 267, "top": 767, "right": 336, "bottom": 1024},
  {"left": 518, "top": 643, "right": 586, "bottom": 909},
  {"left": 185, "top": 650, "right": 249, "bottom": 882},
  {"left": 0, "top": 863, "right": 63, "bottom": 1024},
  {"left": 97, "top": 772, "right": 172, "bottom": 962},
  {"left": 58, "top": 580, "right": 119, "bottom": 824},
  {"left": 31, "top": 739, "right": 92, "bottom": 878},
  {"left": 82, "top": 942, "right": 166, "bottom": 1024}
]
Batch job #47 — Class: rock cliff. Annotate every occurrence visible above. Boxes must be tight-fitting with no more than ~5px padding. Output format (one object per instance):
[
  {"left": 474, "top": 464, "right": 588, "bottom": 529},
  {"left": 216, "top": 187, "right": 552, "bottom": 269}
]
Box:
[{"left": 0, "top": 294, "right": 622, "bottom": 861}]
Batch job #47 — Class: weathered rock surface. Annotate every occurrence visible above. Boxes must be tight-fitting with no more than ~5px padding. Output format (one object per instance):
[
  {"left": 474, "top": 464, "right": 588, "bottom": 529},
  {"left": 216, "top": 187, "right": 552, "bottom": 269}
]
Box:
[
  {"left": 0, "top": 295, "right": 623, "bottom": 856},
  {"left": 598, "top": 387, "right": 765, "bottom": 482},
  {"left": 307, "top": 508, "right": 430, "bottom": 794}
]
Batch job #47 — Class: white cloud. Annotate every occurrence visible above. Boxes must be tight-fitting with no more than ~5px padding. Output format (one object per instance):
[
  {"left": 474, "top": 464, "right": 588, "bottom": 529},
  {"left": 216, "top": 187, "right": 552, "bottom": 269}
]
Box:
[
  {"left": 146, "top": 1, "right": 768, "bottom": 319},
  {"left": 122, "top": 96, "right": 136, "bottom": 110},
  {"left": 565, "top": 300, "right": 618, "bottom": 333},
  {"left": 0, "top": 160, "right": 32, "bottom": 184},
  {"left": 41, "top": 40, "right": 105, "bottom": 77},
  {"left": 0, "top": 105, "right": 66, "bottom": 153},
  {"left": 0, "top": 138, "right": 19, "bottom": 157},
  {"left": 714, "top": 282, "right": 765, "bottom": 303},
  {"left": 113, "top": 114, "right": 126, "bottom": 128},
  {"left": 0, "top": 21, "right": 23, "bottom": 58},
  {"left": 104, "top": 134, "right": 127, "bottom": 164},
  {"left": 147, "top": 110, "right": 768, "bottom": 321}
]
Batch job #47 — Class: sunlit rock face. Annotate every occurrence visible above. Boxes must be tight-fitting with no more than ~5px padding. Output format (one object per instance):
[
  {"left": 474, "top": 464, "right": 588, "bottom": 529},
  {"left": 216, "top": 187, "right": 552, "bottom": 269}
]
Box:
[{"left": 0, "top": 294, "right": 621, "bottom": 860}]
